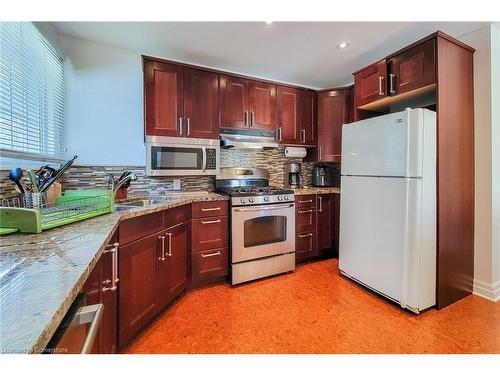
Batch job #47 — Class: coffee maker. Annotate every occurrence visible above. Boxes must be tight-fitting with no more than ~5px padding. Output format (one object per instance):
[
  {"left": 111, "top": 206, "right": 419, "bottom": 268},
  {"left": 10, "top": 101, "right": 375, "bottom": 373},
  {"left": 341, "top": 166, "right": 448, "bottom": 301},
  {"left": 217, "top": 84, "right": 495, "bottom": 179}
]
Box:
[{"left": 285, "top": 162, "right": 301, "bottom": 188}]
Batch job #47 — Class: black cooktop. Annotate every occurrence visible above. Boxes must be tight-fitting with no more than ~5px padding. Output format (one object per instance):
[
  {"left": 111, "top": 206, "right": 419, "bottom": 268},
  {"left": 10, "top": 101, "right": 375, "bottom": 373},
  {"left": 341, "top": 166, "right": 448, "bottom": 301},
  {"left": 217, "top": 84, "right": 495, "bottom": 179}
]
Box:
[{"left": 216, "top": 186, "right": 294, "bottom": 197}]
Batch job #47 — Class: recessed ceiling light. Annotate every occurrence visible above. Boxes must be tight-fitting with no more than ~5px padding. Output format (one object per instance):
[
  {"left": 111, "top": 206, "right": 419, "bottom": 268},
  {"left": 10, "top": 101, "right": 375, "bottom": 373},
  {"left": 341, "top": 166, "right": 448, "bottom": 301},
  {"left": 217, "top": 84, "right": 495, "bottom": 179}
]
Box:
[
  {"left": 337, "top": 41, "right": 349, "bottom": 49},
  {"left": 265, "top": 21, "right": 273, "bottom": 25}
]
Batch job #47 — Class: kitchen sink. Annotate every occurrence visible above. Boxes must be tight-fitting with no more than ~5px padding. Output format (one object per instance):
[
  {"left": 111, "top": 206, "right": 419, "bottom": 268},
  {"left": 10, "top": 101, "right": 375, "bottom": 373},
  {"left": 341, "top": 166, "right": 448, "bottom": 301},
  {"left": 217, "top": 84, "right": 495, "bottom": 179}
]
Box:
[{"left": 113, "top": 192, "right": 209, "bottom": 212}]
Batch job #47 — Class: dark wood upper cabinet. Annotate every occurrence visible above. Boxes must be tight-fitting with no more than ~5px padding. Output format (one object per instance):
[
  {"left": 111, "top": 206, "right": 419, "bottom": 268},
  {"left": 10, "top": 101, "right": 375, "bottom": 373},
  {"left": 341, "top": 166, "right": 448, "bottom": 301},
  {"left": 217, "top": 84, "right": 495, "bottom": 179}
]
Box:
[
  {"left": 144, "top": 60, "right": 184, "bottom": 137},
  {"left": 219, "top": 74, "right": 250, "bottom": 128},
  {"left": 249, "top": 81, "right": 276, "bottom": 131},
  {"left": 299, "top": 89, "right": 316, "bottom": 146},
  {"left": 387, "top": 38, "right": 436, "bottom": 96},
  {"left": 353, "top": 60, "right": 387, "bottom": 108},
  {"left": 277, "top": 86, "right": 300, "bottom": 144},
  {"left": 317, "top": 88, "right": 352, "bottom": 162},
  {"left": 183, "top": 68, "right": 219, "bottom": 139}
]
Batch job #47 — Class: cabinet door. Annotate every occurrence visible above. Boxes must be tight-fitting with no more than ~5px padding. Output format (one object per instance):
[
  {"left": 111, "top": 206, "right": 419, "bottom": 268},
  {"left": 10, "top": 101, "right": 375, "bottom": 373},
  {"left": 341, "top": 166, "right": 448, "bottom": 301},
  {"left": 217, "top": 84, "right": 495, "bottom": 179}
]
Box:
[
  {"left": 354, "top": 60, "right": 387, "bottom": 107},
  {"left": 183, "top": 68, "right": 219, "bottom": 139},
  {"left": 296, "top": 231, "right": 317, "bottom": 262},
  {"left": 317, "top": 89, "right": 351, "bottom": 162},
  {"left": 249, "top": 81, "right": 276, "bottom": 131},
  {"left": 388, "top": 39, "right": 436, "bottom": 96},
  {"left": 191, "top": 216, "right": 228, "bottom": 252},
  {"left": 219, "top": 75, "right": 250, "bottom": 128},
  {"left": 299, "top": 90, "right": 316, "bottom": 146},
  {"left": 118, "top": 233, "right": 158, "bottom": 348},
  {"left": 331, "top": 193, "right": 341, "bottom": 258},
  {"left": 99, "top": 237, "right": 118, "bottom": 354},
  {"left": 165, "top": 222, "right": 190, "bottom": 304},
  {"left": 277, "top": 86, "right": 300, "bottom": 144},
  {"left": 317, "top": 194, "right": 332, "bottom": 254},
  {"left": 144, "top": 59, "right": 183, "bottom": 137}
]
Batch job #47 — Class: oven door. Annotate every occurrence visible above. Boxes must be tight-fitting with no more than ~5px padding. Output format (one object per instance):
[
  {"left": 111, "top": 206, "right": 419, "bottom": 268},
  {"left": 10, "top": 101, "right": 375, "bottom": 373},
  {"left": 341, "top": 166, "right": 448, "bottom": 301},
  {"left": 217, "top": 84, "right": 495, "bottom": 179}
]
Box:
[{"left": 231, "top": 203, "right": 295, "bottom": 263}]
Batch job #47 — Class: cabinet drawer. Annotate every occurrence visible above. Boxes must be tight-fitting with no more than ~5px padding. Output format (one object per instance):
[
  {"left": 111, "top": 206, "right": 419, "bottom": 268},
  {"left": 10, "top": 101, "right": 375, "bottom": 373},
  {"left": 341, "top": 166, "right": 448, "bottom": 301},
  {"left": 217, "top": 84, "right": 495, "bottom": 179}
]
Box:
[
  {"left": 191, "top": 247, "right": 228, "bottom": 284},
  {"left": 164, "top": 204, "right": 191, "bottom": 228},
  {"left": 296, "top": 231, "right": 318, "bottom": 262},
  {"left": 296, "top": 206, "right": 316, "bottom": 233},
  {"left": 191, "top": 200, "right": 228, "bottom": 218},
  {"left": 119, "top": 211, "right": 164, "bottom": 245},
  {"left": 191, "top": 217, "right": 228, "bottom": 252},
  {"left": 295, "top": 195, "right": 317, "bottom": 209}
]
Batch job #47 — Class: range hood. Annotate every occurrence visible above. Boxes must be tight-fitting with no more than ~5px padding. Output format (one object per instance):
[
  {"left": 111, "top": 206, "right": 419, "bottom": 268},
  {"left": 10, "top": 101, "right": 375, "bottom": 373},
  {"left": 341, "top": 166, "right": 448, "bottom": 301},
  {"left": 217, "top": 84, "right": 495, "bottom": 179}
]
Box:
[{"left": 219, "top": 128, "right": 278, "bottom": 149}]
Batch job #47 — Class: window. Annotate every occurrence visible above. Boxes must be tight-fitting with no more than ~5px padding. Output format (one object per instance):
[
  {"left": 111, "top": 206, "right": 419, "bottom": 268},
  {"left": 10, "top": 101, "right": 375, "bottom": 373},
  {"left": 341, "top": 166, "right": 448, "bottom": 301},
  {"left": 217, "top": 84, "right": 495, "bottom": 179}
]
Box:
[{"left": 0, "top": 22, "right": 64, "bottom": 160}]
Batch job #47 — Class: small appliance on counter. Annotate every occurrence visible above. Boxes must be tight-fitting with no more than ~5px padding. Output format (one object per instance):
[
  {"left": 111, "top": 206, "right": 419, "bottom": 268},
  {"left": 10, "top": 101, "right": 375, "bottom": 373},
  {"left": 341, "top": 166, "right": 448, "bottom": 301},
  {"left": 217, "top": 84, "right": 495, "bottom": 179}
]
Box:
[
  {"left": 284, "top": 162, "right": 301, "bottom": 188},
  {"left": 312, "top": 164, "right": 340, "bottom": 187}
]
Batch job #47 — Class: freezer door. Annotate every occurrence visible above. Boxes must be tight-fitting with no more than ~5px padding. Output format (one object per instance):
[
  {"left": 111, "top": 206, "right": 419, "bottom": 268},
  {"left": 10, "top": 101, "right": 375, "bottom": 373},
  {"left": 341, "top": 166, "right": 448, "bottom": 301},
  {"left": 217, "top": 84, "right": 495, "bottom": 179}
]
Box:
[
  {"left": 339, "top": 175, "right": 421, "bottom": 303},
  {"left": 341, "top": 109, "right": 425, "bottom": 178}
]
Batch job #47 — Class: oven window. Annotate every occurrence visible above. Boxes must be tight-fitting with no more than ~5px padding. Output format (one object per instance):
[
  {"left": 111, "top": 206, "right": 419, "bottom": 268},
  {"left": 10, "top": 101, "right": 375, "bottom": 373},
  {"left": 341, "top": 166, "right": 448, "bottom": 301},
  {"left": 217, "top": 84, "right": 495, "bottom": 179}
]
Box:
[
  {"left": 151, "top": 146, "right": 202, "bottom": 170},
  {"left": 244, "top": 216, "right": 286, "bottom": 248}
]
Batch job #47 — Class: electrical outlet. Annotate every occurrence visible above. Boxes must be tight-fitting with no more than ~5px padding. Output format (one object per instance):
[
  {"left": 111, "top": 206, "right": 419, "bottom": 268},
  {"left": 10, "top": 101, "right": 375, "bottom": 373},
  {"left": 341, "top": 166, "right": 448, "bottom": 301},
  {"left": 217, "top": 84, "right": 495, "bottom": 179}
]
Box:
[{"left": 173, "top": 179, "right": 181, "bottom": 190}]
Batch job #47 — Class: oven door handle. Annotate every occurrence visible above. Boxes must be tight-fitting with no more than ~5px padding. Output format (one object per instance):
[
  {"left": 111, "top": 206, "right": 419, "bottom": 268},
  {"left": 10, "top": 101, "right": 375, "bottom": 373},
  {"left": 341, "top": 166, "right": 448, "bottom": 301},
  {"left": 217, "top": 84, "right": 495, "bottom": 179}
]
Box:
[{"left": 234, "top": 203, "right": 294, "bottom": 212}]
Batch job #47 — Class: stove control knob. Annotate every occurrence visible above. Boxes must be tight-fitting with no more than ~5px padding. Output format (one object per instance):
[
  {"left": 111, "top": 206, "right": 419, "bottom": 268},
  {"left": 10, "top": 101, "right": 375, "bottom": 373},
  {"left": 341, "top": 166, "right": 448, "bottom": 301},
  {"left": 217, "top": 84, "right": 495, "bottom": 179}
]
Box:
[
  {"left": 278, "top": 195, "right": 283, "bottom": 201},
  {"left": 264, "top": 196, "right": 269, "bottom": 202},
  {"left": 284, "top": 195, "right": 289, "bottom": 200},
  {"left": 240, "top": 198, "right": 246, "bottom": 204},
  {"left": 248, "top": 197, "right": 254, "bottom": 203}
]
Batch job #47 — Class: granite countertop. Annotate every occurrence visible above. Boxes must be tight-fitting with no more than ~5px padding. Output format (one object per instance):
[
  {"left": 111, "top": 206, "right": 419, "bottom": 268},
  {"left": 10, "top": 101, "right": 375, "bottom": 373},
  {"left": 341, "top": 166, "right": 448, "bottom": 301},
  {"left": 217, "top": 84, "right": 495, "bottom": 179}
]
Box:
[
  {"left": 0, "top": 192, "right": 227, "bottom": 354},
  {"left": 292, "top": 187, "right": 341, "bottom": 195}
]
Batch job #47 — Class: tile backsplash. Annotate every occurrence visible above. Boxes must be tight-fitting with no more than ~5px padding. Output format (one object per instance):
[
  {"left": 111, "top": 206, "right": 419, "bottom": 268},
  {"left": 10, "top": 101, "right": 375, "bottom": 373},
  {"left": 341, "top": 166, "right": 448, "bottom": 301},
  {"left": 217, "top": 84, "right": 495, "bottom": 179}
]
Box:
[{"left": 1, "top": 147, "right": 336, "bottom": 199}]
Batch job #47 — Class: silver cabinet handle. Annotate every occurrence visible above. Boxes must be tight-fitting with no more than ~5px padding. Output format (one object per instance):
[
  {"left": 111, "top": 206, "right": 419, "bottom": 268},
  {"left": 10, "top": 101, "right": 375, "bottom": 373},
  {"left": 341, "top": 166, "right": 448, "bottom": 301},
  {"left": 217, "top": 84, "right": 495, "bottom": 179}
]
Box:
[
  {"left": 201, "top": 251, "right": 221, "bottom": 258},
  {"left": 102, "top": 242, "right": 119, "bottom": 292},
  {"left": 301, "top": 129, "right": 306, "bottom": 143},
  {"left": 298, "top": 199, "right": 313, "bottom": 203},
  {"left": 179, "top": 117, "right": 184, "bottom": 135},
  {"left": 186, "top": 117, "right": 191, "bottom": 136},
  {"left": 378, "top": 76, "right": 384, "bottom": 96},
  {"left": 278, "top": 127, "right": 282, "bottom": 141},
  {"left": 319, "top": 145, "right": 323, "bottom": 160},
  {"left": 250, "top": 111, "right": 254, "bottom": 127},
  {"left": 77, "top": 304, "right": 103, "bottom": 354},
  {"left": 389, "top": 73, "right": 396, "bottom": 95},
  {"left": 158, "top": 235, "right": 166, "bottom": 261},
  {"left": 244, "top": 111, "right": 248, "bottom": 127},
  {"left": 201, "top": 219, "right": 221, "bottom": 225},
  {"left": 201, "top": 207, "right": 221, "bottom": 212},
  {"left": 297, "top": 209, "right": 314, "bottom": 214},
  {"left": 298, "top": 233, "right": 313, "bottom": 238},
  {"left": 318, "top": 196, "right": 323, "bottom": 212},
  {"left": 167, "top": 233, "right": 173, "bottom": 257}
]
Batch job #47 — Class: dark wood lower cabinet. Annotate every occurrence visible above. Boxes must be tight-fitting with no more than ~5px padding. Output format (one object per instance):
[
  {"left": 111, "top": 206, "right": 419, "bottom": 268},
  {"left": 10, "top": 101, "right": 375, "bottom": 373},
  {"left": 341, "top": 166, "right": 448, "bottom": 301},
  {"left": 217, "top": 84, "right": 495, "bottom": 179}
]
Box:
[
  {"left": 317, "top": 194, "right": 332, "bottom": 255},
  {"left": 191, "top": 247, "right": 228, "bottom": 285},
  {"left": 296, "top": 231, "right": 317, "bottom": 262},
  {"left": 164, "top": 222, "right": 190, "bottom": 303}
]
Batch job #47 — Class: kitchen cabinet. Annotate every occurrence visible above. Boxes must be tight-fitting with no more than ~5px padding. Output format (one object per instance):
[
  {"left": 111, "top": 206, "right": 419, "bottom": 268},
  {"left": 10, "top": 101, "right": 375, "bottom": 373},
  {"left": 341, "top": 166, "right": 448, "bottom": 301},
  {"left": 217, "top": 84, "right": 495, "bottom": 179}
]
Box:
[
  {"left": 118, "top": 207, "right": 190, "bottom": 349},
  {"left": 296, "top": 231, "right": 317, "bottom": 262},
  {"left": 220, "top": 75, "right": 276, "bottom": 131},
  {"left": 144, "top": 58, "right": 219, "bottom": 139},
  {"left": 81, "top": 234, "right": 118, "bottom": 354},
  {"left": 191, "top": 201, "right": 229, "bottom": 287},
  {"left": 387, "top": 38, "right": 436, "bottom": 97},
  {"left": 295, "top": 195, "right": 318, "bottom": 262},
  {"left": 316, "top": 88, "right": 352, "bottom": 162},
  {"left": 353, "top": 60, "right": 387, "bottom": 108},
  {"left": 331, "top": 193, "right": 340, "bottom": 257},
  {"left": 299, "top": 89, "right": 316, "bottom": 146},
  {"left": 277, "top": 86, "right": 300, "bottom": 144},
  {"left": 317, "top": 194, "right": 332, "bottom": 255}
]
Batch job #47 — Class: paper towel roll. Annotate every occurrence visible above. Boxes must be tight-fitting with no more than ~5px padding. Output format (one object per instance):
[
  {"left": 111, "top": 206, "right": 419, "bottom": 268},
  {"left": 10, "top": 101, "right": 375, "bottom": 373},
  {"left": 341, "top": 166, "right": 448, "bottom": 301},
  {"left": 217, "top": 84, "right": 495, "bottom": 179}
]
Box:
[{"left": 284, "top": 147, "right": 307, "bottom": 158}]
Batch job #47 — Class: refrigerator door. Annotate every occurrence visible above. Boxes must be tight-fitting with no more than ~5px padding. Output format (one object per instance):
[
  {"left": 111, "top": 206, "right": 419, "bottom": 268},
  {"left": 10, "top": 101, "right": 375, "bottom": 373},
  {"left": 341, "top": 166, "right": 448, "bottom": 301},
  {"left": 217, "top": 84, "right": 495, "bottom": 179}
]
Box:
[
  {"left": 341, "top": 109, "right": 425, "bottom": 178},
  {"left": 339, "top": 175, "right": 421, "bottom": 304}
]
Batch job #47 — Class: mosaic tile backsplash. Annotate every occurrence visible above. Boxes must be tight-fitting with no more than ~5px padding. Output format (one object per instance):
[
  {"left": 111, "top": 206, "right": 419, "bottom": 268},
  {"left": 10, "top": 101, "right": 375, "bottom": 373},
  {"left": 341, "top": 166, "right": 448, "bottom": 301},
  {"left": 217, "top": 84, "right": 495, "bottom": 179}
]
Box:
[{"left": 1, "top": 147, "right": 338, "bottom": 199}]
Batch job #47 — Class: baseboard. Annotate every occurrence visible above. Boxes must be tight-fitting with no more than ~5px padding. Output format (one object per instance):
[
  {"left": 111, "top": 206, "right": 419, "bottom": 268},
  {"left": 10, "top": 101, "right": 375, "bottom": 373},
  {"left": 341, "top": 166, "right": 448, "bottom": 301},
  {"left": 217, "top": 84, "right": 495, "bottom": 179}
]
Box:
[{"left": 473, "top": 279, "right": 500, "bottom": 302}]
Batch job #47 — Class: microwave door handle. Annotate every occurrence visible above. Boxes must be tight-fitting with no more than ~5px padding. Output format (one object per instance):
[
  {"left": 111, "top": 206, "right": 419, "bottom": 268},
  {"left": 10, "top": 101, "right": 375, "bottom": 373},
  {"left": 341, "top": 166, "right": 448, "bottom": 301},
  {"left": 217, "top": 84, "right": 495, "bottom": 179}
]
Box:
[{"left": 202, "top": 146, "right": 207, "bottom": 172}]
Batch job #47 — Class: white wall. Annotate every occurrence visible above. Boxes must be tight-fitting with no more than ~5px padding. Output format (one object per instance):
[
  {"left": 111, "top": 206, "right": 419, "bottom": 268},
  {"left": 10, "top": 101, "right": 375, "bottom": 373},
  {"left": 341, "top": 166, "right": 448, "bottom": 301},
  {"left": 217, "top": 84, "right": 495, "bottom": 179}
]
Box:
[
  {"left": 59, "top": 35, "right": 145, "bottom": 165},
  {"left": 459, "top": 24, "right": 500, "bottom": 301}
]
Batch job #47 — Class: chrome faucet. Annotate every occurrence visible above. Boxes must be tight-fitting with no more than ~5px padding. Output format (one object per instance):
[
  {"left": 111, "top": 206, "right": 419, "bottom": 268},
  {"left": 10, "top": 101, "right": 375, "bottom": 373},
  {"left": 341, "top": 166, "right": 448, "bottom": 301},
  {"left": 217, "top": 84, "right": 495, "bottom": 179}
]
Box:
[{"left": 112, "top": 172, "right": 138, "bottom": 197}]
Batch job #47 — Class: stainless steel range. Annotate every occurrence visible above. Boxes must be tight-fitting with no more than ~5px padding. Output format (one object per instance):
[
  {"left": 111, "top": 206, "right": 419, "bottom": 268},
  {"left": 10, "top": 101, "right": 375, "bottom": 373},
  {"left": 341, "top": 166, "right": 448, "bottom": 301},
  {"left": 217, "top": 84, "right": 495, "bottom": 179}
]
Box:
[{"left": 215, "top": 167, "right": 296, "bottom": 285}]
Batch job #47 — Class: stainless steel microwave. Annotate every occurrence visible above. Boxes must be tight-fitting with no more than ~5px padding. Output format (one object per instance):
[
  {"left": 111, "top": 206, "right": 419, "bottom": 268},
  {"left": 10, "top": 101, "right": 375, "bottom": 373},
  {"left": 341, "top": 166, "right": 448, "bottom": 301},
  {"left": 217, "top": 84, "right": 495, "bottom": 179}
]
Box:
[{"left": 145, "top": 136, "right": 220, "bottom": 176}]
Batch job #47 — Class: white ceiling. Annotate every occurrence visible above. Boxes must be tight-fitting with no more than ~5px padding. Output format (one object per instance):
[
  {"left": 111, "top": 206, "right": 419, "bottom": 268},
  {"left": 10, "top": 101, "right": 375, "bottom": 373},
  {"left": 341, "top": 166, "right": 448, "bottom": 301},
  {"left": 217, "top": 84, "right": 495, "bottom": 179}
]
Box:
[{"left": 50, "top": 22, "right": 487, "bottom": 89}]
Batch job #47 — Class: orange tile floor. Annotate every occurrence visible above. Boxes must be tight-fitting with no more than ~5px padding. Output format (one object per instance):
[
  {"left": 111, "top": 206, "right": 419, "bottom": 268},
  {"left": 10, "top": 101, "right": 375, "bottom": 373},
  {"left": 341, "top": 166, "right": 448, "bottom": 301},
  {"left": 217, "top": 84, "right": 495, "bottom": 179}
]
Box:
[{"left": 124, "top": 259, "right": 500, "bottom": 354}]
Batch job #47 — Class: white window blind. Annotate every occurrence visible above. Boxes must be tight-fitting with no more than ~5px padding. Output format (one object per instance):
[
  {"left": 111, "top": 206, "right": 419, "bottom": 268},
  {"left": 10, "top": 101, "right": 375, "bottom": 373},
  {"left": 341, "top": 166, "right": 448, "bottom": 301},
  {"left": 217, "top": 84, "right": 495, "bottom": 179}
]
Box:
[{"left": 0, "top": 22, "right": 64, "bottom": 160}]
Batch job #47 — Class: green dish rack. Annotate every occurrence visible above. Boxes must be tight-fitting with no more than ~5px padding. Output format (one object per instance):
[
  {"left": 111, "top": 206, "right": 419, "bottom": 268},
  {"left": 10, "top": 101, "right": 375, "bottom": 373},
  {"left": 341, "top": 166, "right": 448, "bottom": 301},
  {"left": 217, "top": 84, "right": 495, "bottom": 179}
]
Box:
[{"left": 0, "top": 189, "right": 114, "bottom": 235}]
